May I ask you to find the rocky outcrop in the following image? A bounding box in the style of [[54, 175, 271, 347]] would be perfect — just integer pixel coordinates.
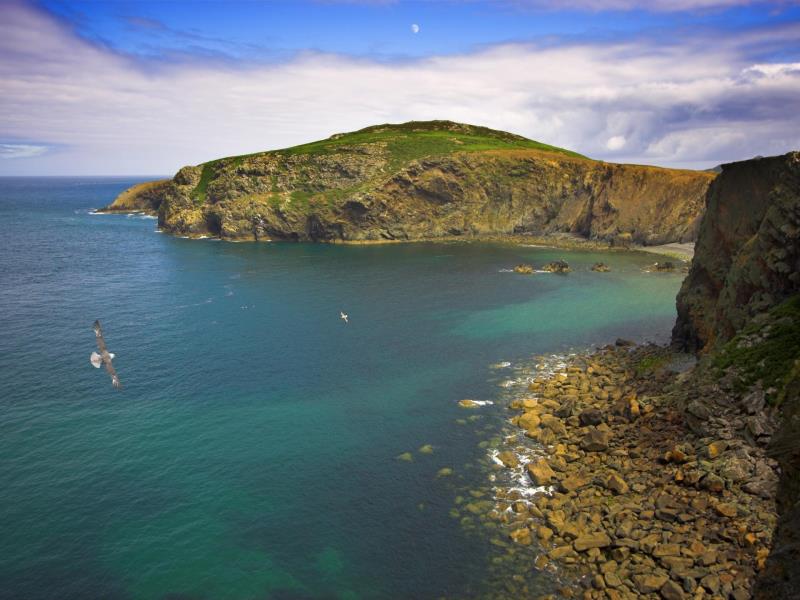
[[673, 152, 800, 353], [104, 121, 714, 245], [99, 179, 171, 214]]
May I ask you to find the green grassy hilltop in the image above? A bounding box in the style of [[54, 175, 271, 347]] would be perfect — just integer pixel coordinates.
[[104, 120, 713, 244]]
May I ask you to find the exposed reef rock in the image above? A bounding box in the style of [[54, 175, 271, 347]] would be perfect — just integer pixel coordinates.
[[104, 121, 714, 245], [673, 152, 800, 353], [542, 260, 571, 273], [513, 264, 535, 274]]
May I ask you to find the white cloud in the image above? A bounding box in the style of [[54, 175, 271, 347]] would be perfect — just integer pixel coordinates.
[[606, 136, 626, 151], [0, 143, 48, 159], [0, 1, 798, 174], [507, 0, 785, 11]]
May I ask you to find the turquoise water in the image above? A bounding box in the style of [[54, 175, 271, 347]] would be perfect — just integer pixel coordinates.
[[0, 178, 685, 599]]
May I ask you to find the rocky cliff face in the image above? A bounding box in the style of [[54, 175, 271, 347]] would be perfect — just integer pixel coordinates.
[[671, 152, 800, 599], [673, 152, 800, 352], [104, 121, 714, 245]]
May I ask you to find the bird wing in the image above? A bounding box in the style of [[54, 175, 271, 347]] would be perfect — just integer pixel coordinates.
[[104, 357, 121, 389], [94, 320, 121, 389], [94, 320, 109, 354]]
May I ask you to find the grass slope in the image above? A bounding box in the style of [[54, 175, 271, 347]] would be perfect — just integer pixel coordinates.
[[191, 120, 586, 204]]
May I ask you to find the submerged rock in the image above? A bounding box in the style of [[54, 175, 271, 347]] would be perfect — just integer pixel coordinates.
[[497, 451, 519, 469], [591, 262, 610, 272]]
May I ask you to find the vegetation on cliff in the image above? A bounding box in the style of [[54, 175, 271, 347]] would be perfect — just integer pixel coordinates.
[[104, 120, 714, 245]]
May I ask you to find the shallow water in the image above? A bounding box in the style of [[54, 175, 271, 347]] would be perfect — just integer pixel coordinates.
[[0, 177, 685, 599]]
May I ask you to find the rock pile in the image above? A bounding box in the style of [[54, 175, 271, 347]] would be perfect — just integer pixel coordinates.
[[490, 345, 778, 599]]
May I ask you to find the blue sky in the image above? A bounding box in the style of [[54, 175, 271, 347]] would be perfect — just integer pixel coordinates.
[[44, 1, 799, 61], [1, 0, 798, 174]]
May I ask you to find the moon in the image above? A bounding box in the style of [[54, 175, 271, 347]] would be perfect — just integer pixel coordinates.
[[411, 23, 420, 34]]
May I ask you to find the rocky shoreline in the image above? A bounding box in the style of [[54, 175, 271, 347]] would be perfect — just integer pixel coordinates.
[[91, 211, 695, 260], [477, 342, 779, 600]]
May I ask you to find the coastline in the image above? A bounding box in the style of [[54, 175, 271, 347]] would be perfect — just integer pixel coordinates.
[[92, 211, 694, 260], [472, 343, 778, 599]]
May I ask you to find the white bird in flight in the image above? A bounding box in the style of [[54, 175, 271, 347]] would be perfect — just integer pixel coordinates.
[[340, 311, 349, 324], [91, 320, 121, 389]]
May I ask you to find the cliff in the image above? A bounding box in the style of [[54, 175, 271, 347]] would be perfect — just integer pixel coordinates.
[[671, 152, 800, 599], [673, 152, 800, 352], [103, 121, 714, 245]]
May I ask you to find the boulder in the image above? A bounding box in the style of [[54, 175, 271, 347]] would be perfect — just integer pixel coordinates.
[[714, 502, 738, 517], [579, 408, 603, 426], [574, 533, 611, 551], [540, 414, 567, 436], [518, 411, 541, 430], [592, 262, 611, 272], [687, 400, 711, 420], [604, 472, 629, 495], [580, 427, 610, 452], [555, 398, 578, 418], [559, 475, 591, 493], [741, 389, 766, 414], [527, 459, 556, 486], [635, 573, 670, 593], [660, 579, 686, 600], [497, 451, 519, 469], [700, 473, 725, 493]]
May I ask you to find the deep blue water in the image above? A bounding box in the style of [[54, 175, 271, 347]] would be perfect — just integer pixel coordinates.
[[0, 177, 685, 599]]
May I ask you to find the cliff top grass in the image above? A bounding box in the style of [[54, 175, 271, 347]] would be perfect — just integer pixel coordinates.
[[190, 121, 587, 204], [204, 120, 586, 168]]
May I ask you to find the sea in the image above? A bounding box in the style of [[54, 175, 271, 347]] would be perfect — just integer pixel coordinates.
[[0, 177, 685, 599]]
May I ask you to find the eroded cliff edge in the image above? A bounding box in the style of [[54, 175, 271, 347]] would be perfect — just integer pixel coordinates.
[[103, 121, 714, 245], [672, 151, 800, 598]]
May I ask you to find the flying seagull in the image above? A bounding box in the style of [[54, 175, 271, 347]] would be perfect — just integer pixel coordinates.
[[340, 311, 349, 324], [91, 320, 121, 389]]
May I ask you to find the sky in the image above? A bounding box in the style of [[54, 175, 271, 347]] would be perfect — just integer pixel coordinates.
[[0, 0, 798, 175]]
